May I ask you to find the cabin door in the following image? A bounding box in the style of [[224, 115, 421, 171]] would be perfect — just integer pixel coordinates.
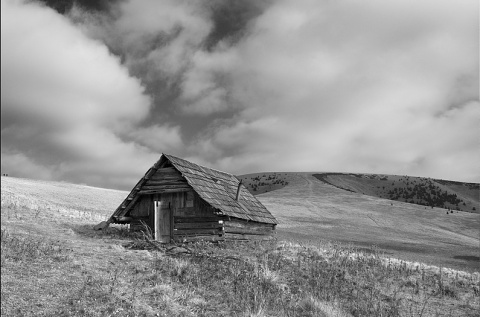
[[154, 200, 172, 243]]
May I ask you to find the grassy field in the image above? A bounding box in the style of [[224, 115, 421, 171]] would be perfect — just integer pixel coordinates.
[[256, 173, 480, 272], [239, 172, 479, 213], [1, 175, 479, 316], [1, 176, 126, 221], [312, 173, 479, 213]]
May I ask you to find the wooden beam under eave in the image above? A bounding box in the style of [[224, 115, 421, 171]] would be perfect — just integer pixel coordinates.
[[138, 188, 191, 195]]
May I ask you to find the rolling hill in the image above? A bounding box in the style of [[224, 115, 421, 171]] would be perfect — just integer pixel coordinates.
[[1, 176, 125, 221], [247, 173, 480, 271], [313, 173, 479, 213], [3, 174, 479, 271], [239, 172, 479, 213]]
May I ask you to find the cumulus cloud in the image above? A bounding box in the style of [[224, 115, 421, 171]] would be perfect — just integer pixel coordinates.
[[68, 0, 213, 106], [68, 0, 268, 116], [185, 0, 479, 182], [1, 0, 182, 189]]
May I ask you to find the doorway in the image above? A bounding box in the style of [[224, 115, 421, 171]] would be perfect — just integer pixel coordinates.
[[154, 200, 172, 243]]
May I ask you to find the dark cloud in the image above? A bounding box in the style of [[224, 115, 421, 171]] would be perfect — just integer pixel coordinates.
[[2, 0, 478, 190], [37, 0, 119, 14], [1, 0, 177, 189], [204, 0, 271, 49]]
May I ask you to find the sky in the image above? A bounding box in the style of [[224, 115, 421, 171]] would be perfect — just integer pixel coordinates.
[[1, 0, 479, 190]]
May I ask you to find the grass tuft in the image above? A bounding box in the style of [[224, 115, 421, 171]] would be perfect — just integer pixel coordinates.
[[1, 229, 68, 264]]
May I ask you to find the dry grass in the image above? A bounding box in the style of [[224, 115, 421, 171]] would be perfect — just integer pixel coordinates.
[[1, 176, 126, 222], [2, 225, 479, 316], [312, 173, 479, 213], [1, 175, 479, 316], [258, 173, 480, 272]]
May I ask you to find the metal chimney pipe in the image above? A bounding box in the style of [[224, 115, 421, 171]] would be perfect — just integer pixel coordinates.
[[235, 180, 243, 201]]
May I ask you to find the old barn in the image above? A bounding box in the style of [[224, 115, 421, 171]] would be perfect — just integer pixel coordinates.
[[109, 154, 277, 242]]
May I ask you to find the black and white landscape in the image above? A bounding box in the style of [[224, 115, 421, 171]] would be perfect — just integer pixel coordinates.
[[1, 1, 479, 316]]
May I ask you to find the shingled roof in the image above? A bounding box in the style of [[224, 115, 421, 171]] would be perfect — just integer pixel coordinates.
[[110, 154, 278, 225]]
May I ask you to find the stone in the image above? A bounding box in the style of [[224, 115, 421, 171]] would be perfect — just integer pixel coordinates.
[[93, 221, 109, 230]]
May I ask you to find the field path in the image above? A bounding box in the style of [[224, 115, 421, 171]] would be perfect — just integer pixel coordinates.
[[258, 173, 480, 271]]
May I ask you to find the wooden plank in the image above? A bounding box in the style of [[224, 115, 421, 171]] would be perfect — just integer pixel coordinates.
[[224, 220, 275, 230], [160, 204, 172, 243], [174, 206, 197, 217], [141, 184, 190, 189], [139, 188, 191, 195], [174, 216, 222, 223], [144, 180, 188, 186], [174, 206, 196, 214], [146, 177, 186, 182], [141, 185, 191, 191], [224, 233, 276, 241], [174, 228, 223, 235], [154, 201, 160, 241], [130, 217, 150, 231], [157, 159, 169, 169], [173, 228, 223, 236], [150, 172, 183, 179], [155, 167, 177, 173], [175, 222, 223, 229], [129, 195, 152, 217], [145, 167, 157, 179], [149, 176, 185, 183], [173, 235, 225, 243], [131, 216, 150, 221], [121, 194, 140, 212], [224, 227, 272, 235]]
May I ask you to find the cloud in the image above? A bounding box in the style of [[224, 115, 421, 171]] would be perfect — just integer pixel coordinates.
[[185, 0, 479, 182], [2, 0, 478, 189], [69, 0, 212, 84], [1, 0, 182, 189], [1, 150, 55, 180], [129, 125, 183, 153], [68, 0, 266, 116]]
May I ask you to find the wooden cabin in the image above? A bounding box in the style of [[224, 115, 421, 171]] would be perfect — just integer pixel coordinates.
[[109, 154, 278, 243]]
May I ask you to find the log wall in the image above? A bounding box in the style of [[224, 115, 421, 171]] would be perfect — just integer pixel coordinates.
[[130, 217, 151, 232], [223, 219, 276, 241], [138, 167, 191, 195], [172, 192, 225, 242], [127, 167, 276, 242], [130, 195, 153, 218]]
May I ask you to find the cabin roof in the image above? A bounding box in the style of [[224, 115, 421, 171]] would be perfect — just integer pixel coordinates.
[[110, 153, 278, 225]]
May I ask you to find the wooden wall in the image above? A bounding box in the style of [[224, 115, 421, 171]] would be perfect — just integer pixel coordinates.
[[223, 218, 276, 241], [129, 195, 152, 232], [172, 191, 224, 242], [128, 166, 276, 242], [138, 167, 190, 195]]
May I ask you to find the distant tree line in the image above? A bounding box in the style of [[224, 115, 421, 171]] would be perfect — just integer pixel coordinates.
[[242, 173, 289, 193]]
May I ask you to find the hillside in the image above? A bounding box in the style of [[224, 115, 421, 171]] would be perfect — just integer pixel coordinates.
[[238, 172, 479, 214], [254, 173, 480, 272], [312, 173, 479, 213], [239, 172, 291, 195], [1, 176, 126, 221], [1, 175, 480, 316]]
